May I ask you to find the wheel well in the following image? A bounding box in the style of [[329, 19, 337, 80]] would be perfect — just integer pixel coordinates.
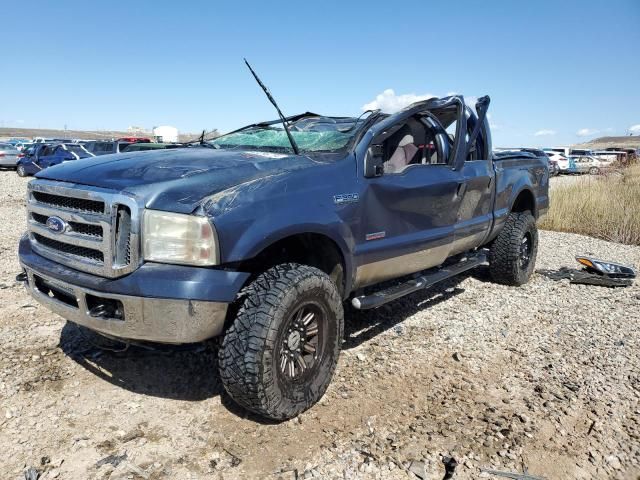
[[239, 233, 346, 296], [511, 189, 536, 217]]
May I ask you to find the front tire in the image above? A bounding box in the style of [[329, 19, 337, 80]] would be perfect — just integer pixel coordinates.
[[17, 165, 27, 177], [219, 263, 343, 420], [589, 167, 599, 175], [489, 211, 538, 286]]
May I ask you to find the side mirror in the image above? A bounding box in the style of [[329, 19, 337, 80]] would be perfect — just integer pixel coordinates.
[[364, 144, 384, 178]]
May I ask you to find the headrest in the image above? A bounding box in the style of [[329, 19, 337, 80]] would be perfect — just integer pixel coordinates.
[[398, 134, 414, 147]]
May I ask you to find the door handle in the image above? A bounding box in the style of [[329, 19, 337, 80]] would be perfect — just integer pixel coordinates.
[[456, 182, 467, 197]]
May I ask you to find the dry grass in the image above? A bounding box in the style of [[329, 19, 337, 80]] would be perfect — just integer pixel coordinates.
[[540, 166, 640, 245]]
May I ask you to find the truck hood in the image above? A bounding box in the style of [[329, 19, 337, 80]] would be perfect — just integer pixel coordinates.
[[36, 148, 323, 213]]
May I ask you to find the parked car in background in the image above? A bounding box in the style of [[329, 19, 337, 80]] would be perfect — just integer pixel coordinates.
[[17, 144, 51, 176], [17, 143, 93, 176], [593, 150, 625, 163], [15, 142, 34, 151], [544, 150, 569, 173], [6, 138, 30, 150], [0, 143, 21, 169], [120, 142, 184, 152], [565, 155, 608, 174], [584, 155, 614, 174], [116, 137, 151, 143], [38, 143, 95, 169], [84, 140, 132, 156], [33, 137, 73, 144]]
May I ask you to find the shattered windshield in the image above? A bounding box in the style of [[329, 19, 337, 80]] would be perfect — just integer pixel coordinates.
[[208, 117, 365, 154]]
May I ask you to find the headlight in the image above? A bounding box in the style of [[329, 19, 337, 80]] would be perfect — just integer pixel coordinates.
[[142, 210, 219, 266]]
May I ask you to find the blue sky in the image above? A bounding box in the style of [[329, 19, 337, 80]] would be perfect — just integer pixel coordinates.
[[2, 0, 639, 147]]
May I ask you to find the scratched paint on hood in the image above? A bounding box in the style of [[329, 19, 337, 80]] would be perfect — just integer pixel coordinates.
[[35, 147, 328, 214]]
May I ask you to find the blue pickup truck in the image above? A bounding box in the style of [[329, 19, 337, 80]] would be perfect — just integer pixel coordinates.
[[17, 143, 94, 177], [18, 95, 548, 420]]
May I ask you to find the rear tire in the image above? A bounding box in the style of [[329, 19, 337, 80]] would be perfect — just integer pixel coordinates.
[[489, 211, 538, 286], [17, 165, 27, 177], [589, 167, 599, 175], [218, 263, 343, 420]]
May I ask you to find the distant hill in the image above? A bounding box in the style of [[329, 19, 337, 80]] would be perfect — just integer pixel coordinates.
[[574, 136, 640, 150], [0, 127, 201, 143]]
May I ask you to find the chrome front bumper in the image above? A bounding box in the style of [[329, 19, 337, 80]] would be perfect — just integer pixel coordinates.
[[21, 266, 229, 344]]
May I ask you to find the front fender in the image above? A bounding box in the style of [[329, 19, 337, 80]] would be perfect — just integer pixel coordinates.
[[224, 213, 356, 294]]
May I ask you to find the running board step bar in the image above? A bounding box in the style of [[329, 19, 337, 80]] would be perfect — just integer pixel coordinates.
[[351, 251, 488, 310]]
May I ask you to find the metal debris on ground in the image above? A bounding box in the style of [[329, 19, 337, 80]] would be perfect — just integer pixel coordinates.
[[537, 267, 634, 287], [442, 456, 458, 479], [480, 467, 545, 480], [538, 255, 636, 287], [95, 452, 128, 468], [224, 448, 242, 467], [23, 467, 40, 480]]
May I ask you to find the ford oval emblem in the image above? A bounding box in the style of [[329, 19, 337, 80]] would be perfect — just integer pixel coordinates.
[[45, 216, 67, 234]]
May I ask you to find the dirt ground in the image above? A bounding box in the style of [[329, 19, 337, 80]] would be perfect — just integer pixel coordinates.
[[0, 171, 638, 479]]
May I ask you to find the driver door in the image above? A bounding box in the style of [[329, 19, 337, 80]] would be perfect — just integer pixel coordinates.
[[353, 104, 467, 288]]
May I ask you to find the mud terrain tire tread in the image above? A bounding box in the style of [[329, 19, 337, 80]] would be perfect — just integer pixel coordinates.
[[218, 263, 343, 420], [489, 211, 538, 286]]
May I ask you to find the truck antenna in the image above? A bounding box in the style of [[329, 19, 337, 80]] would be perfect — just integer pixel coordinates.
[[243, 58, 300, 155]]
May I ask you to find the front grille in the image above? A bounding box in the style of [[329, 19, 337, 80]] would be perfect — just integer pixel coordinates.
[[114, 206, 131, 267], [69, 222, 103, 238], [34, 234, 104, 262], [27, 181, 139, 278], [32, 213, 103, 238], [31, 212, 49, 225], [32, 191, 105, 214]]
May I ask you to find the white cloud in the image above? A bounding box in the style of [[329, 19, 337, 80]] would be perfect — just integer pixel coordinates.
[[362, 89, 435, 113], [534, 129, 556, 137], [576, 128, 599, 137], [629, 124, 640, 134], [362, 89, 489, 115]]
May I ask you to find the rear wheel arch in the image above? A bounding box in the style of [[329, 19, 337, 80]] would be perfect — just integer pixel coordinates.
[[510, 188, 536, 218]]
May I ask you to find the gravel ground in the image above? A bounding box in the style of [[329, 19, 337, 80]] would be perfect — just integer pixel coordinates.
[[0, 170, 638, 480]]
